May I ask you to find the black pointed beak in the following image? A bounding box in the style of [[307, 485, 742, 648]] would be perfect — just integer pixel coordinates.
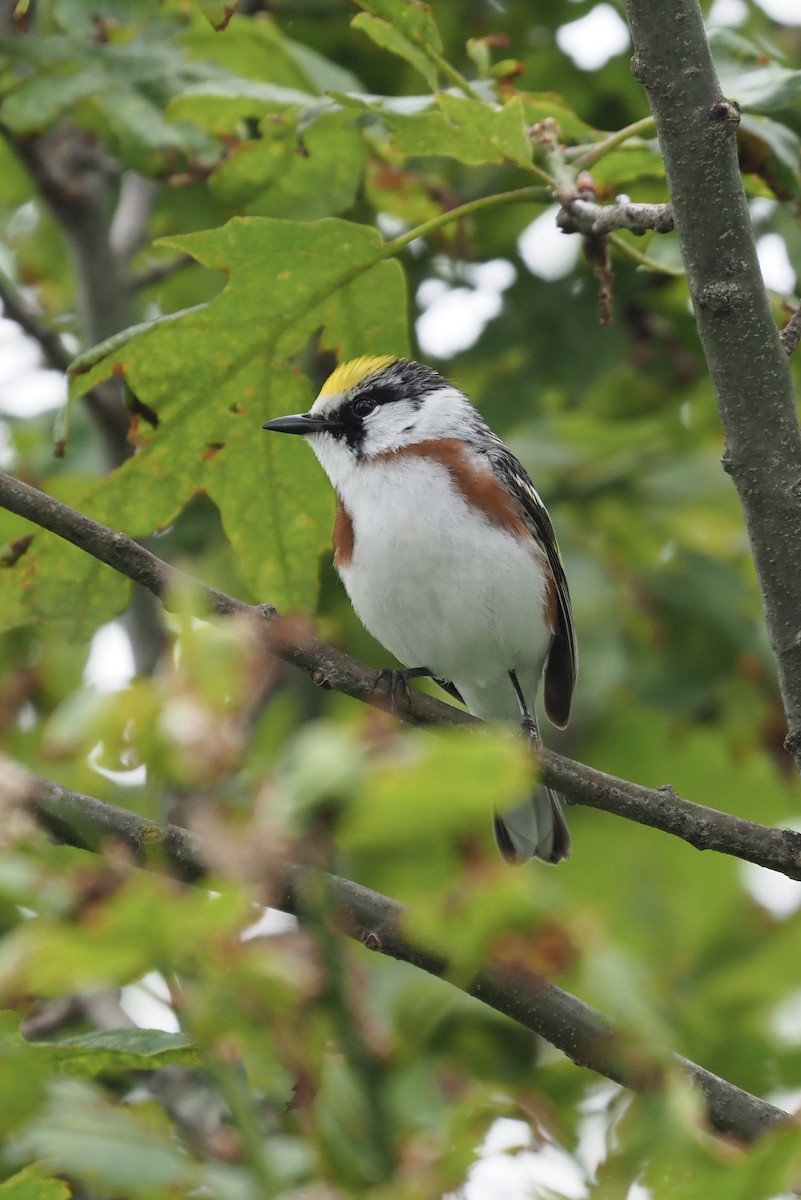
[[261, 413, 333, 436]]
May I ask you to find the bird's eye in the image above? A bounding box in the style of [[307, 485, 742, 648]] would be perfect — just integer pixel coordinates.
[[352, 397, 377, 418]]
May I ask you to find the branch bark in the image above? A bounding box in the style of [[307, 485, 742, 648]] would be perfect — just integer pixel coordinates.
[[19, 768, 788, 1145], [623, 0, 801, 772], [780, 305, 801, 359], [2, 122, 165, 675], [556, 191, 674, 237], [0, 269, 76, 375], [3, 470, 801, 880]]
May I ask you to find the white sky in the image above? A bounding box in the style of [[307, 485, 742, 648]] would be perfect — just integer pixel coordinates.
[[752, 0, 801, 22], [557, 5, 630, 71]]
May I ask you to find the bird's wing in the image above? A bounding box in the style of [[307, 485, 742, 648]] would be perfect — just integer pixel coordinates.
[[485, 440, 576, 728]]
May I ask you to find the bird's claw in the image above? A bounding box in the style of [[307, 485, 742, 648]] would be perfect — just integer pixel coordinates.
[[375, 668, 412, 714], [374, 667, 431, 715], [521, 715, 539, 743]]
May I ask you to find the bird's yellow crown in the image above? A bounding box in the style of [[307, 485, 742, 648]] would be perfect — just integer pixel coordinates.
[[319, 355, 398, 397]]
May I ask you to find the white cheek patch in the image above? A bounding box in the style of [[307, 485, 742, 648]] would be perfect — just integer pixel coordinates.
[[358, 388, 475, 456]]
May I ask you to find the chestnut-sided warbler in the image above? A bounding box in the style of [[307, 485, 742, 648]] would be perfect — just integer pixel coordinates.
[[263, 356, 576, 863]]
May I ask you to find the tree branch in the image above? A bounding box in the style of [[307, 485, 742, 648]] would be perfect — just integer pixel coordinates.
[[0, 268, 75, 375], [3, 470, 801, 880], [1, 122, 166, 674], [17, 767, 788, 1145], [780, 304, 801, 359], [556, 190, 674, 238], [129, 254, 194, 293], [623, 0, 801, 773]]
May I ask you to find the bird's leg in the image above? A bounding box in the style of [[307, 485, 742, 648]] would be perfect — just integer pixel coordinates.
[[374, 666, 434, 714], [509, 670, 539, 742]]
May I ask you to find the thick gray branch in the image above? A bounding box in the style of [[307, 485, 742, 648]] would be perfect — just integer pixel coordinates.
[[19, 769, 787, 1145], [3, 470, 801, 880], [623, 0, 801, 771], [556, 191, 674, 237]]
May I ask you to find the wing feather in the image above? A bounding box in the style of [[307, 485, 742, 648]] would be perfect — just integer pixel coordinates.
[[484, 440, 577, 727]]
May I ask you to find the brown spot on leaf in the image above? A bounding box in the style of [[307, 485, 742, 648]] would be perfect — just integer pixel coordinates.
[[203, 442, 225, 461], [111, 362, 126, 378], [209, 3, 236, 31], [0, 535, 34, 568]]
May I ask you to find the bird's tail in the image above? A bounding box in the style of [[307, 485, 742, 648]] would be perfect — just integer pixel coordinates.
[[493, 787, 571, 865]]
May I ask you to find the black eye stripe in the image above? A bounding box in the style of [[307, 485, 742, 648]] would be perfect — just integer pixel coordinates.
[[349, 385, 398, 417]]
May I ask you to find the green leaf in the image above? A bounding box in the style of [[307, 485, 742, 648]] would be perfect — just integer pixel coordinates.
[[0, 1014, 48, 1137], [354, 0, 443, 53], [0, 524, 130, 642], [41, 217, 405, 624], [209, 113, 365, 218], [17, 1079, 194, 1195], [518, 92, 593, 143], [361, 93, 532, 167], [737, 112, 801, 201], [709, 28, 801, 113], [167, 79, 321, 133], [590, 143, 666, 193], [1, 68, 105, 132], [341, 728, 530, 852], [182, 10, 363, 95], [352, 12, 438, 89], [0, 1167, 71, 1200], [3, 875, 251, 997], [0, 32, 222, 174], [199, 0, 237, 32], [39, 1028, 197, 1076]]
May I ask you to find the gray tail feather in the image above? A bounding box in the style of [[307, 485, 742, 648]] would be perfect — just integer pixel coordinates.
[[493, 788, 571, 865]]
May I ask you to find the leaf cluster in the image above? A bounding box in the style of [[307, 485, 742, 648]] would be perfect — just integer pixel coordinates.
[[0, 0, 800, 1196]]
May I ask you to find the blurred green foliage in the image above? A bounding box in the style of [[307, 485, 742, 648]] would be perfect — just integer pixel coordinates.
[[0, 0, 800, 1195]]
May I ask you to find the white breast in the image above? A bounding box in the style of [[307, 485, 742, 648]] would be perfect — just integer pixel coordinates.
[[335, 455, 551, 719]]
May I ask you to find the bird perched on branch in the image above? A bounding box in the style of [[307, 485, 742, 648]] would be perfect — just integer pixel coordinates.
[[262, 356, 576, 864]]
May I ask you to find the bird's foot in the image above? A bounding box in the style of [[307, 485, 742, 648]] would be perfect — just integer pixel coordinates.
[[374, 666, 433, 715], [520, 714, 539, 743], [508, 670, 540, 744]]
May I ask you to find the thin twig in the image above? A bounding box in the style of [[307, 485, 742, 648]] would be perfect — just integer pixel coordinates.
[[0, 270, 74, 374], [2, 470, 801, 879], [19, 768, 790, 1145], [780, 304, 801, 358], [570, 116, 656, 170], [607, 230, 684, 277], [129, 255, 194, 293]]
